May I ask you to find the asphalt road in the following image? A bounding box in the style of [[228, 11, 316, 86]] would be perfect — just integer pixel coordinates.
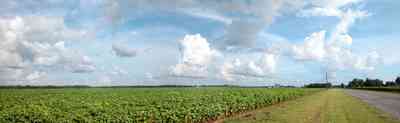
[[345, 89, 400, 120]]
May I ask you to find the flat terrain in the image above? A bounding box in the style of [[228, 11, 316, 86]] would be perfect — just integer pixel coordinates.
[[0, 87, 320, 122], [222, 89, 400, 123], [345, 89, 400, 120]]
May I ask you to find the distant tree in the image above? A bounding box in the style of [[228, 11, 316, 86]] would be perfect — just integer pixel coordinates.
[[385, 81, 396, 87], [364, 78, 383, 87], [396, 77, 400, 85], [340, 83, 345, 88], [305, 83, 332, 88], [348, 78, 364, 88], [375, 79, 384, 87], [364, 78, 372, 86]]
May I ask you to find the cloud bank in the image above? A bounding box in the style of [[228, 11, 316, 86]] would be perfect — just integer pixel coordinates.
[[0, 16, 94, 83], [112, 43, 138, 57], [170, 34, 219, 78], [0, 0, 394, 85], [106, 0, 305, 49]]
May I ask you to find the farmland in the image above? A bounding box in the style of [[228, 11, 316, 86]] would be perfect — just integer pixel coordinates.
[[223, 89, 400, 123], [0, 87, 321, 122]]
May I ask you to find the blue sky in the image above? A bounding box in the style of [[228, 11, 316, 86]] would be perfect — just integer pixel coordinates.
[[0, 0, 399, 86]]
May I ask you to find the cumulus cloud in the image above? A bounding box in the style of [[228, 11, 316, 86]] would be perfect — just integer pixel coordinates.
[[112, 43, 138, 57], [291, 30, 379, 73], [183, 9, 232, 25], [67, 55, 96, 73], [170, 34, 219, 78], [220, 53, 277, 81], [292, 1, 378, 75], [292, 31, 327, 61], [145, 72, 153, 80], [0, 0, 71, 16], [329, 10, 368, 45], [299, 0, 362, 17], [112, 42, 151, 58], [222, 20, 265, 48], [338, 50, 381, 71], [0, 0, 387, 85], [110, 65, 128, 76], [97, 75, 112, 86], [0, 16, 95, 83], [25, 71, 47, 81], [106, 0, 305, 49]]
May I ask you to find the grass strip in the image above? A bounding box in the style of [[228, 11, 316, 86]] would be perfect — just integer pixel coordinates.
[[223, 89, 400, 123]]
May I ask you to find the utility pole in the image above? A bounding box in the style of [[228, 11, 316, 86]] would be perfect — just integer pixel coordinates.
[[325, 72, 329, 83]]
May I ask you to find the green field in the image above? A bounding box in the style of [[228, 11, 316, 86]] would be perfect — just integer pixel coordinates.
[[0, 87, 320, 122], [223, 89, 400, 123]]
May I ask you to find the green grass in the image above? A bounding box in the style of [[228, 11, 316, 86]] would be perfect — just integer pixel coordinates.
[[0, 87, 320, 122], [223, 89, 400, 123]]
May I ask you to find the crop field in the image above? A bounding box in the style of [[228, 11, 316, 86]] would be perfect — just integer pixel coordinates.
[[0, 87, 320, 122]]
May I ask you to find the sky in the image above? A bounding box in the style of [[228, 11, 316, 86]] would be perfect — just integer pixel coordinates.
[[0, 0, 399, 86]]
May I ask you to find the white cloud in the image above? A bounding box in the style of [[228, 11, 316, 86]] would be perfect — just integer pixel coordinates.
[[145, 72, 153, 80], [326, 49, 381, 71], [352, 51, 381, 71], [97, 75, 112, 86], [292, 16, 380, 72], [179, 34, 217, 65], [220, 59, 239, 81], [261, 54, 277, 73], [183, 9, 232, 25], [67, 55, 96, 73], [299, 7, 343, 17], [107, 0, 305, 48], [292, 2, 378, 74], [0, 0, 389, 85], [292, 31, 327, 61], [291, 30, 379, 72], [17, 41, 63, 66], [112, 43, 138, 57], [0, 16, 95, 83], [366, 51, 381, 67], [328, 10, 368, 44], [112, 42, 151, 58], [170, 63, 208, 78], [170, 34, 219, 78], [110, 65, 128, 76], [299, 0, 363, 17], [25, 71, 47, 81], [311, 0, 362, 9], [220, 53, 278, 81]]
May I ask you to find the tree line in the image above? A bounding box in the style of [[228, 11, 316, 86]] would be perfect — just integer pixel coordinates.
[[304, 83, 332, 88], [348, 77, 400, 88]]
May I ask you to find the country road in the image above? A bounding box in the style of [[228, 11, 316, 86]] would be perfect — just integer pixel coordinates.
[[345, 89, 400, 120]]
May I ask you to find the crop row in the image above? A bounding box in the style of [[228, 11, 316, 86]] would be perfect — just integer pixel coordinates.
[[0, 87, 322, 122]]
